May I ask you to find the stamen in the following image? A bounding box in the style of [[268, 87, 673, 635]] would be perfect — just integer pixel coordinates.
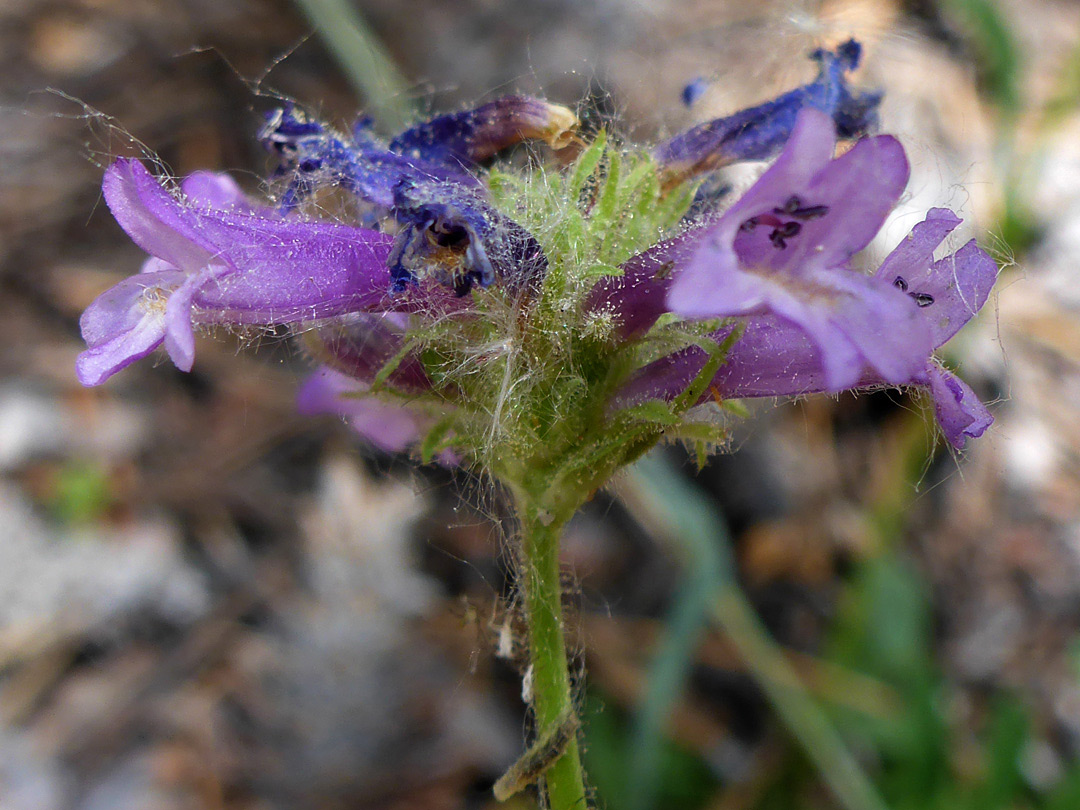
[[894, 276, 934, 307], [769, 220, 802, 249], [790, 204, 829, 220], [773, 196, 829, 220], [774, 195, 802, 215]]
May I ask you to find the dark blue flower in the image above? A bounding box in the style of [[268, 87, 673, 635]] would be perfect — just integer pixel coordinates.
[[389, 95, 578, 169], [654, 39, 881, 184], [388, 178, 547, 296], [260, 100, 561, 295]]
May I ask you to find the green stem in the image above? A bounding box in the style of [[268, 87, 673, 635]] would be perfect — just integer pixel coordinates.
[[518, 498, 588, 809]]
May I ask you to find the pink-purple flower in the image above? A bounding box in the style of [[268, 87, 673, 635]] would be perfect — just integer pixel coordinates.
[[608, 112, 997, 448], [76, 159, 395, 386]]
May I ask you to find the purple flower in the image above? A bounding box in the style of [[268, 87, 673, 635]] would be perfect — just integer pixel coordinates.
[[297, 367, 426, 454], [76, 159, 395, 385], [620, 208, 998, 448], [78, 62, 997, 455], [298, 367, 458, 464], [655, 40, 880, 184], [667, 109, 930, 390], [596, 110, 929, 388]]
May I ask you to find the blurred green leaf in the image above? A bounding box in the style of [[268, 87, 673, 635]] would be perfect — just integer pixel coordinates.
[[292, 0, 416, 131], [941, 0, 1022, 117], [583, 692, 717, 810], [48, 460, 114, 525]]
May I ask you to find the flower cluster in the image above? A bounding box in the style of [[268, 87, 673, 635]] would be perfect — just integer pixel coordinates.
[[77, 39, 996, 464]]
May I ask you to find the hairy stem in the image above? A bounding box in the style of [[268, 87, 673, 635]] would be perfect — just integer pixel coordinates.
[[518, 497, 588, 809]]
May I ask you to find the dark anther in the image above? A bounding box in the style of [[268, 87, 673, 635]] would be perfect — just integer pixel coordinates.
[[775, 195, 802, 215], [911, 292, 935, 307], [769, 220, 802, 249], [773, 196, 829, 220], [789, 204, 829, 220], [740, 216, 760, 232], [894, 276, 937, 306]]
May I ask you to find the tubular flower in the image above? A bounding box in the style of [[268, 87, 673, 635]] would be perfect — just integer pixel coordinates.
[[667, 109, 929, 390], [593, 109, 933, 388], [654, 39, 880, 184], [593, 106, 996, 447], [76, 159, 395, 386], [620, 206, 997, 448]]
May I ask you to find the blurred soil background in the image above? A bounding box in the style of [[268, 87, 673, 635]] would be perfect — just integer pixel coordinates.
[[2, 0, 1080, 808]]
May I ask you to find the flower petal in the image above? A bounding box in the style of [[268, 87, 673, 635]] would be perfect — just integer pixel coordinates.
[[921, 362, 993, 449], [163, 264, 231, 372], [732, 134, 909, 274], [188, 213, 397, 322], [75, 270, 184, 385], [665, 109, 838, 319], [297, 368, 422, 453], [180, 171, 266, 215], [874, 208, 961, 282], [875, 213, 999, 347], [810, 269, 931, 385], [102, 159, 215, 271]]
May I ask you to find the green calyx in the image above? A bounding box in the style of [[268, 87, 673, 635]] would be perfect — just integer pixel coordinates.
[[372, 133, 738, 490]]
